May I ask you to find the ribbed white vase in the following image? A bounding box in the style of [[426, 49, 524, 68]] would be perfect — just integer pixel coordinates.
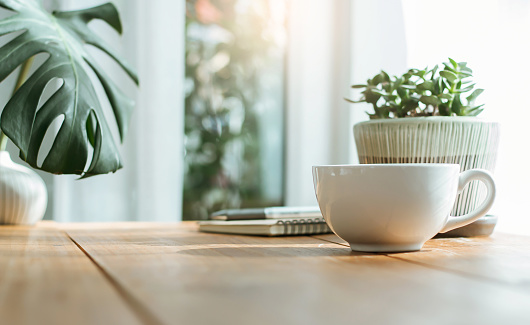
[[0, 151, 47, 225], [353, 117, 500, 217]]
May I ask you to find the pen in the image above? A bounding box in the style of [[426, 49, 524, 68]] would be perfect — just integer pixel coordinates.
[[210, 206, 322, 221]]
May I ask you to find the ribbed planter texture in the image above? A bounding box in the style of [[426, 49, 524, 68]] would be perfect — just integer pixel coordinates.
[[353, 117, 500, 218], [0, 151, 47, 225]]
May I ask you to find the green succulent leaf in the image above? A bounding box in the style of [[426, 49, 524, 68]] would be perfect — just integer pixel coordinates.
[[380, 70, 390, 82], [449, 58, 458, 69], [468, 109, 484, 116], [438, 103, 450, 116], [442, 62, 456, 73], [371, 73, 384, 85], [396, 87, 406, 98], [346, 57, 484, 118], [363, 88, 381, 104], [451, 94, 463, 115], [429, 65, 439, 80], [0, 0, 138, 177], [417, 81, 434, 91], [467, 104, 484, 116], [351, 84, 367, 89], [467, 104, 485, 112], [440, 70, 458, 83], [344, 98, 365, 104], [438, 93, 453, 100], [466, 89, 484, 104], [370, 89, 387, 96], [456, 84, 476, 93], [420, 95, 441, 106]]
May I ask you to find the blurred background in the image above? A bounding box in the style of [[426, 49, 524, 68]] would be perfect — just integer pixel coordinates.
[[0, 0, 529, 234]]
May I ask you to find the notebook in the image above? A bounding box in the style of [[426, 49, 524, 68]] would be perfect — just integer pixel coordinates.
[[198, 218, 331, 236]]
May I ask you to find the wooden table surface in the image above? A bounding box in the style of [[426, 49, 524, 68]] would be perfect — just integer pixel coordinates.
[[1, 222, 530, 325]]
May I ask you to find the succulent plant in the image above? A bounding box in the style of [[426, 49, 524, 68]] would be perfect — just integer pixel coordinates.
[[347, 58, 484, 119]]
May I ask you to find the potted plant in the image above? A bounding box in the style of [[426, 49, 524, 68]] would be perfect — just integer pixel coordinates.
[[0, 0, 138, 224], [348, 58, 499, 233]]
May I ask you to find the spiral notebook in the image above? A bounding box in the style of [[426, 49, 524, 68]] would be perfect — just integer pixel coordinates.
[[198, 218, 331, 236]]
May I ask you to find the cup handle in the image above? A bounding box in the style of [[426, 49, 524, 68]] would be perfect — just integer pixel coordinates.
[[439, 169, 496, 233]]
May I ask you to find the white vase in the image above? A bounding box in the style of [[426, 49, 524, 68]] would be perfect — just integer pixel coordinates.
[[0, 151, 47, 225], [353, 117, 500, 217]]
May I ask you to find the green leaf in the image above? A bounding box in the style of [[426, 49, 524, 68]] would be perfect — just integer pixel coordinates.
[[443, 62, 456, 73], [380, 70, 390, 82], [396, 87, 406, 98], [0, 1, 138, 176], [467, 104, 485, 113], [438, 93, 453, 100], [442, 79, 451, 90], [420, 95, 441, 106], [351, 84, 367, 89], [363, 88, 381, 104], [344, 98, 365, 104], [455, 84, 476, 93], [433, 77, 441, 93], [440, 70, 458, 83], [400, 84, 416, 90], [383, 94, 398, 102], [467, 105, 484, 116], [438, 103, 450, 116], [449, 58, 458, 69], [451, 94, 463, 115], [468, 109, 484, 116], [429, 65, 439, 80], [372, 73, 384, 85], [466, 89, 484, 104], [371, 89, 388, 96], [417, 81, 434, 91]]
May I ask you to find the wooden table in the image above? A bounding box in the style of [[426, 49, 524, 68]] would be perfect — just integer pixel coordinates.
[[1, 222, 530, 325]]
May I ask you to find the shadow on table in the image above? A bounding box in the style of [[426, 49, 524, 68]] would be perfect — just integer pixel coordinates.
[[175, 245, 379, 258]]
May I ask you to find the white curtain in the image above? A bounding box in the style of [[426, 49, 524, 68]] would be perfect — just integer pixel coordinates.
[[284, 0, 409, 207], [50, 0, 185, 222]]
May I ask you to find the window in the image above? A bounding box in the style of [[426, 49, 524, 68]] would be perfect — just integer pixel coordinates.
[[183, 0, 286, 220]]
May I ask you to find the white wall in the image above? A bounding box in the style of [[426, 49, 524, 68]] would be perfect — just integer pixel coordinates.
[[285, 0, 353, 206]]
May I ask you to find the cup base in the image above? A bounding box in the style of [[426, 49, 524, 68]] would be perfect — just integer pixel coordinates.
[[349, 243, 423, 253]]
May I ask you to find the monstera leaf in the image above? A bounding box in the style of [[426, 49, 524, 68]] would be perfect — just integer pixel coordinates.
[[0, 0, 138, 176]]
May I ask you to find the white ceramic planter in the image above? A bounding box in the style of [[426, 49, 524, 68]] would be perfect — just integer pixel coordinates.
[[353, 117, 500, 217], [0, 152, 47, 225]]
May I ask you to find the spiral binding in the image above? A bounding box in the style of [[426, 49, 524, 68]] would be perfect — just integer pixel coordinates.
[[277, 218, 330, 235]]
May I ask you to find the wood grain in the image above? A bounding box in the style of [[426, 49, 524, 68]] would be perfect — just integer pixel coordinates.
[[63, 222, 530, 325], [314, 232, 530, 291], [0, 222, 142, 325]]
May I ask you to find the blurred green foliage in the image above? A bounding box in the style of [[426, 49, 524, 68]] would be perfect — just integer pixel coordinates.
[[184, 0, 285, 220]]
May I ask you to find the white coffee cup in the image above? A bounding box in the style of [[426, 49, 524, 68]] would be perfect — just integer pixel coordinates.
[[312, 164, 496, 252]]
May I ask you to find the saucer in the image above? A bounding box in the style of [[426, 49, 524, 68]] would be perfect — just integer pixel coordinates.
[[435, 215, 498, 238]]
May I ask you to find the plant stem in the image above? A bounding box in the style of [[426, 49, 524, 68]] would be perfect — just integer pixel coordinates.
[[0, 57, 35, 151]]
